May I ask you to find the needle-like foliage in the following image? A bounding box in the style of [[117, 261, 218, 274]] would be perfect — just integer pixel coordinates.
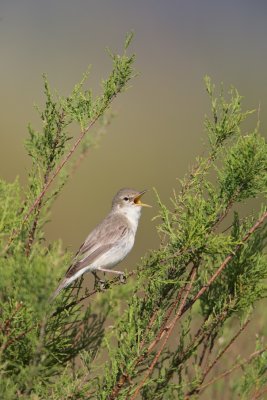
[[0, 40, 266, 399]]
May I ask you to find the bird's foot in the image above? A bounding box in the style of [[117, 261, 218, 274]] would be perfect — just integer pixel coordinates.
[[93, 272, 107, 291], [119, 273, 126, 284], [99, 279, 108, 290], [94, 278, 107, 291]]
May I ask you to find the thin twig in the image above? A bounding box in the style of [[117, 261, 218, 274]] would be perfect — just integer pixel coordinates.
[[213, 196, 236, 231], [198, 347, 267, 393], [0, 302, 23, 334], [203, 319, 250, 380], [25, 171, 49, 257], [51, 271, 136, 318], [186, 319, 250, 397], [180, 151, 215, 198], [25, 112, 65, 256], [198, 331, 213, 368], [146, 280, 186, 354], [1, 325, 36, 352], [252, 385, 267, 400], [70, 113, 113, 176], [138, 309, 159, 352], [157, 309, 232, 393], [0, 302, 35, 354], [183, 209, 267, 314]]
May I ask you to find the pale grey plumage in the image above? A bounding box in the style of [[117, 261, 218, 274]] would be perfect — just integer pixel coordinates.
[[51, 188, 149, 299]]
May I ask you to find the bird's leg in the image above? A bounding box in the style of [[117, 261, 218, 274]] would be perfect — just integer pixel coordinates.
[[92, 271, 98, 289], [92, 271, 106, 290], [97, 268, 126, 284]]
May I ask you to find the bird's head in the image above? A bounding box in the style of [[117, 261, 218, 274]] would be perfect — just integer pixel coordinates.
[[112, 188, 151, 214]]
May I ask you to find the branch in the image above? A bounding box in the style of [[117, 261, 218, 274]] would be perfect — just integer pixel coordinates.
[[198, 346, 267, 393], [129, 264, 197, 400], [4, 64, 130, 255], [212, 194, 236, 231], [0, 302, 32, 354], [1, 325, 36, 353], [108, 209, 267, 400], [51, 271, 136, 318], [25, 111, 66, 256], [108, 268, 194, 400], [180, 151, 215, 198], [146, 278, 188, 355], [4, 113, 103, 254], [252, 386, 267, 400], [154, 307, 235, 394], [183, 209, 267, 314], [70, 113, 113, 176], [186, 319, 250, 397], [107, 307, 160, 400], [203, 319, 250, 381]]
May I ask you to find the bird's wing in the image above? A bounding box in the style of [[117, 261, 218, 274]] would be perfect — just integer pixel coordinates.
[[65, 214, 129, 278]]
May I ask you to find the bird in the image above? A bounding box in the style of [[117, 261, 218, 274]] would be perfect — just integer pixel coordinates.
[[51, 188, 150, 299]]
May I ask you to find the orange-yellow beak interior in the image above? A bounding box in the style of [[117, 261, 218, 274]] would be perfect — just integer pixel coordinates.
[[134, 191, 152, 207]]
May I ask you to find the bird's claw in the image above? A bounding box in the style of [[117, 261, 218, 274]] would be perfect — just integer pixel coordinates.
[[120, 273, 126, 284], [94, 279, 107, 291], [99, 280, 107, 290]]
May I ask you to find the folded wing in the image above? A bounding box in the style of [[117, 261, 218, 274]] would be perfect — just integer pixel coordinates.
[[51, 213, 129, 299]]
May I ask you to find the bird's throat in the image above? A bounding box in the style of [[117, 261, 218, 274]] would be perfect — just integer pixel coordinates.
[[121, 206, 141, 233]]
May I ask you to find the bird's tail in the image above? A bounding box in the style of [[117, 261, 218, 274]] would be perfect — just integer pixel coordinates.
[[50, 276, 73, 301]]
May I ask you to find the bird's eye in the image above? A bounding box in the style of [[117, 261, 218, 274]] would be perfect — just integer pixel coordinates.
[[123, 197, 129, 201]]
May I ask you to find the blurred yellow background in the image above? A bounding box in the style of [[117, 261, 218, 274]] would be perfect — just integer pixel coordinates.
[[0, 0, 266, 268]]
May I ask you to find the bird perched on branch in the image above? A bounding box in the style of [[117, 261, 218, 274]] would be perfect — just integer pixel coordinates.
[[51, 188, 150, 299]]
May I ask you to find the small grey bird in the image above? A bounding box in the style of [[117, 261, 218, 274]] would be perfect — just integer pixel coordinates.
[[51, 188, 150, 299]]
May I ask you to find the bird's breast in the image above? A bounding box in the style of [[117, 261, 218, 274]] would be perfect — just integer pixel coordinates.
[[122, 209, 141, 235], [119, 230, 135, 258], [100, 231, 135, 269]]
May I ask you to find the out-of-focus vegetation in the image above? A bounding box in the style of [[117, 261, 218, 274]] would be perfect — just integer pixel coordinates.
[[0, 36, 266, 399]]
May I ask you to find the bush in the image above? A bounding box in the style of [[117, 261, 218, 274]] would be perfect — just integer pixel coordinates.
[[0, 37, 266, 399]]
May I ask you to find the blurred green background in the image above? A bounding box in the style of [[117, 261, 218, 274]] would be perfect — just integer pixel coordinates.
[[1, 0, 267, 267]]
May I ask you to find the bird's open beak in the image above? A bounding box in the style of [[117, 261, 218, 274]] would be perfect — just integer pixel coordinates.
[[134, 190, 152, 207]]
